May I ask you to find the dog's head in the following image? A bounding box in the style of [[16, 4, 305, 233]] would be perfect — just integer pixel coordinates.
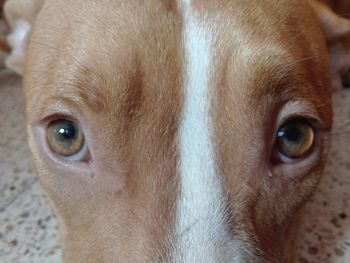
[[9, 0, 350, 261]]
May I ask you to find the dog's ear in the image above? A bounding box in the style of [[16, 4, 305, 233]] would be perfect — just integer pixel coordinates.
[[3, 0, 44, 74], [309, 0, 350, 90], [0, 0, 10, 53]]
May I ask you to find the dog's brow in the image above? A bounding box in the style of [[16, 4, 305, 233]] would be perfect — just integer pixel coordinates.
[[53, 66, 110, 114], [34, 81, 109, 115], [42, 95, 90, 115]]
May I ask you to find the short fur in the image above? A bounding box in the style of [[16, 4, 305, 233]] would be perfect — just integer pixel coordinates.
[[2, 0, 350, 262]]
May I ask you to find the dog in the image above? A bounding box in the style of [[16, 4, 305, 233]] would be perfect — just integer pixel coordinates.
[[2, 0, 350, 262]]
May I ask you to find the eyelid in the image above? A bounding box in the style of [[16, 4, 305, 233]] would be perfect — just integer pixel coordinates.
[[60, 139, 91, 162], [275, 100, 330, 134], [32, 95, 85, 122], [41, 113, 81, 127], [277, 101, 321, 125], [276, 151, 305, 164]]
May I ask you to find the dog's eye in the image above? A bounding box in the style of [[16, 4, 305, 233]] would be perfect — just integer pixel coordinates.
[[276, 119, 314, 159], [47, 119, 87, 160]]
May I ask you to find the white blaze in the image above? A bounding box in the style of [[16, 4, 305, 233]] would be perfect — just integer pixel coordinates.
[[177, 1, 240, 262]]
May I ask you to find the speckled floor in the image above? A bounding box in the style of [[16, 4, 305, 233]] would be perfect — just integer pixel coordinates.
[[0, 69, 349, 263], [0, 71, 61, 263]]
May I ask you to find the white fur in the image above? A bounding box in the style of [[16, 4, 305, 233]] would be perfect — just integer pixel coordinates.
[[6, 20, 31, 74], [176, 2, 242, 261]]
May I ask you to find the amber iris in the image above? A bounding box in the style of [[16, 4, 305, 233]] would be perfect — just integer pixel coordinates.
[[47, 120, 84, 157], [276, 119, 314, 159]]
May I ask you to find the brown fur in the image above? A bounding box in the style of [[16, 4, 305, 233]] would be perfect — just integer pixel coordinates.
[[209, 1, 332, 261], [2, 0, 349, 262], [25, 1, 183, 262]]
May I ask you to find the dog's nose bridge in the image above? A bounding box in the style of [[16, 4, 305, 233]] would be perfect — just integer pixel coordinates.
[[174, 1, 235, 261]]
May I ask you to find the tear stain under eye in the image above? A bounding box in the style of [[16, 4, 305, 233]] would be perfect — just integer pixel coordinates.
[[87, 171, 95, 180]]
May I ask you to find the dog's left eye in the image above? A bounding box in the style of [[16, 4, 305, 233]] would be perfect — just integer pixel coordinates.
[[276, 119, 314, 160], [47, 119, 88, 161]]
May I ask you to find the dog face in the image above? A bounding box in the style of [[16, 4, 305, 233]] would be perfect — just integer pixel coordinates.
[[14, 0, 349, 262]]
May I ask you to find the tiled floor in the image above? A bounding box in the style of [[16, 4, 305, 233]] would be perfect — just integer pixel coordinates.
[[0, 69, 349, 263]]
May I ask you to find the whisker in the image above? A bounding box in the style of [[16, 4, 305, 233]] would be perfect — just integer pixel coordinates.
[[284, 55, 319, 68], [276, 52, 350, 70], [329, 53, 350, 58], [282, 23, 322, 51], [331, 12, 350, 18]]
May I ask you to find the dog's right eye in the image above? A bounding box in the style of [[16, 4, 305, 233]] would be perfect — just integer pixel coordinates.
[[47, 119, 88, 161], [276, 119, 315, 160]]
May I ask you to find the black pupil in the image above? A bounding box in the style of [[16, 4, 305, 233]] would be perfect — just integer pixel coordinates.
[[56, 122, 76, 141], [278, 122, 302, 143]]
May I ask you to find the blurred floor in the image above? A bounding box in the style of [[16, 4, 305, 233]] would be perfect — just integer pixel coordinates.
[[0, 71, 61, 263], [0, 69, 349, 263]]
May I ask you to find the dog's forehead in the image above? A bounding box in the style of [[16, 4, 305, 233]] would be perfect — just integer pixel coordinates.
[[26, 0, 329, 116]]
